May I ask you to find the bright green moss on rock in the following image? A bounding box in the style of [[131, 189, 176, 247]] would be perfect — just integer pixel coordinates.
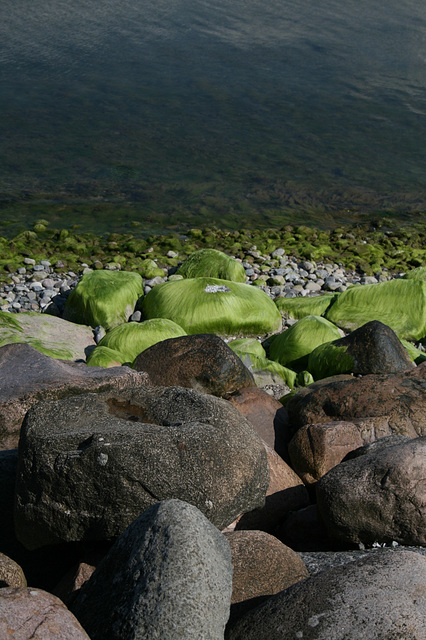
[[0, 310, 94, 360], [138, 259, 165, 279], [176, 249, 246, 283], [93, 318, 187, 365], [275, 293, 339, 320], [240, 352, 298, 389], [400, 339, 426, 364], [86, 346, 125, 367], [307, 343, 355, 381], [403, 266, 426, 281], [268, 315, 342, 371], [325, 278, 426, 341], [141, 277, 282, 337], [228, 338, 266, 359], [63, 270, 144, 330]]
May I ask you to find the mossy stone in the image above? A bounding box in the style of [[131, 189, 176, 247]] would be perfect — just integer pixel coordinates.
[[268, 315, 342, 371], [141, 277, 282, 337], [139, 259, 165, 279], [325, 279, 426, 341], [307, 343, 355, 381], [63, 270, 144, 330], [96, 318, 187, 364], [86, 346, 125, 367], [275, 293, 338, 320], [176, 249, 246, 283], [228, 338, 266, 359]]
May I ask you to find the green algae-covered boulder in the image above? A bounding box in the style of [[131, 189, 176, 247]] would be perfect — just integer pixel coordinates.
[[401, 339, 426, 365], [139, 258, 165, 279], [325, 279, 426, 341], [307, 342, 355, 381], [63, 270, 144, 330], [239, 352, 298, 389], [403, 266, 426, 281], [86, 346, 126, 367], [0, 310, 94, 361], [92, 318, 187, 365], [275, 293, 338, 320], [141, 277, 282, 337], [228, 338, 266, 359], [268, 315, 342, 371], [176, 249, 246, 283]]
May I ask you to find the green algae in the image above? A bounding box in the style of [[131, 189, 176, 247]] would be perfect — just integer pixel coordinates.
[[275, 293, 339, 320], [307, 343, 355, 381]]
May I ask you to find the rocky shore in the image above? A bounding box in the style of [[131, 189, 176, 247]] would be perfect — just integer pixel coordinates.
[[0, 223, 425, 639]]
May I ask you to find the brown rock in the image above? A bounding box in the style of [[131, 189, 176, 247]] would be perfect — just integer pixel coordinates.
[[0, 587, 90, 639], [288, 421, 364, 484], [0, 553, 26, 588], [132, 333, 255, 396], [224, 529, 309, 625], [53, 563, 96, 605], [227, 444, 310, 533], [287, 362, 426, 437], [0, 343, 149, 449], [225, 387, 291, 458]]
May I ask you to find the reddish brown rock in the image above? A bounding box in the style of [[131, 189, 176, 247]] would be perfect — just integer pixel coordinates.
[[226, 444, 310, 532], [0, 587, 90, 639], [53, 563, 96, 606], [288, 421, 364, 484], [286, 362, 426, 437], [0, 343, 150, 449], [0, 553, 26, 588], [224, 530, 308, 621], [132, 333, 255, 396], [225, 387, 291, 457]]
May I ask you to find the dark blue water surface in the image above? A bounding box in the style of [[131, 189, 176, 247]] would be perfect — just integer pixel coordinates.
[[1, 0, 426, 233]]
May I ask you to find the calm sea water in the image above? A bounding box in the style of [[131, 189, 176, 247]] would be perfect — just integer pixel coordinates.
[[1, 0, 426, 233]]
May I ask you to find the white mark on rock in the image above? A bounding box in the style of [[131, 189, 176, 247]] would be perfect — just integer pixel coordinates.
[[308, 613, 326, 628], [29, 590, 39, 596], [97, 453, 109, 466], [204, 284, 231, 293], [295, 632, 303, 639], [205, 499, 213, 510]]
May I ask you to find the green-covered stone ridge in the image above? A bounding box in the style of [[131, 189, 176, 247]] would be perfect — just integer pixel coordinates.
[[141, 277, 282, 337], [307, 342, 355, 381], [228, 338, 267, 359], [400, 339, 426, 364], [63, 270, 144, 330], [268, 315, 342, 371], [0, 217, 424, 284], [92, 318, 187, 366], [176, 249, 246, 282], [0, 310, 94, 360], [86, 346, 125, 367], [275, 293, 339, 320], [325, 279, 426, 341]]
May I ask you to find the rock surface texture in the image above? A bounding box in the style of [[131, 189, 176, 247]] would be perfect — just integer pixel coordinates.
[[226, 551, 426, 640], [0, 343, 149, 449], [71, 499, 233, 640], [287, 362, 426, 437], [15, 386, 269, 548], [316, 435, 426, 546], [0, 587, 90, 639], [133, 333, 255, 396]]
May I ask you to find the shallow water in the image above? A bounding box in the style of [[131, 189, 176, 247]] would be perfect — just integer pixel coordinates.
[[1, 0, 426, 233]]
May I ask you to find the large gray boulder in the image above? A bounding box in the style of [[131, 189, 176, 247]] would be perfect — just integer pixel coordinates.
[[316, 436, 426, 546], [15, 386, 269, 549], [226, 551, 426, 639], [0, 343, 149, 449], [70, 499, 233, 640]]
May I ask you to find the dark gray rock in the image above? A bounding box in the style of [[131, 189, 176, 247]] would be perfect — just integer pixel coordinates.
[[226, 551, 426, 639], [0, 343, 149, 449], [71, 499, 233, 640], [15, 386, 269, 549], [316, 436, 426, 546], [132, 333, 255, 397]]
